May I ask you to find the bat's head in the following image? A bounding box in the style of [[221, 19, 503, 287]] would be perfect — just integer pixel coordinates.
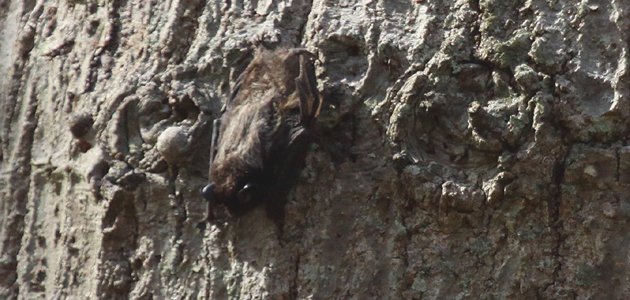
[[201, 177, 260, 213], [202, 48, 321, 215]]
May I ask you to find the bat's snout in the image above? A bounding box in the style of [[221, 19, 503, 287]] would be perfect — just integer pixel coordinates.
[[201, 183, 216, 203], [201, 181, 258, 206]]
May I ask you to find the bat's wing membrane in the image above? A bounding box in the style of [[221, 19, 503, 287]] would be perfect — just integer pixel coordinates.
[[295, 54, 322, 126]]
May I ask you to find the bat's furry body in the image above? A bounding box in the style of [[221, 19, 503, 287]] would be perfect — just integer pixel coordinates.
[[202, 48, 322, 218]]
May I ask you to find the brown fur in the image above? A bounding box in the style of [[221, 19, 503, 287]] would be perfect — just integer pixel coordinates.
[[206, 48, 322, 215]]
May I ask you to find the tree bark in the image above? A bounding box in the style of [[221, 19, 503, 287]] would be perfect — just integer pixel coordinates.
[[1, 0, 629, 299]]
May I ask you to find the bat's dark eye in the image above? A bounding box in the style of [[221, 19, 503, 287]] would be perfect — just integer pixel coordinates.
[[201, 183, 216, 202], [237, 183, 256, 204]]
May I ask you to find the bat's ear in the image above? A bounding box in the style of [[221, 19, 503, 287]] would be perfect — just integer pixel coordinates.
[[295, 54, 322, 126]]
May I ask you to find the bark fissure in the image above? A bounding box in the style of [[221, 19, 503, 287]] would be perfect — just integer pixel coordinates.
[[546, 144, 570, 293], [0, 88, 39, 298]]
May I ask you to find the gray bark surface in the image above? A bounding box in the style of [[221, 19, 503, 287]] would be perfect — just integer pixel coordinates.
[[1, 0, 629, 299]]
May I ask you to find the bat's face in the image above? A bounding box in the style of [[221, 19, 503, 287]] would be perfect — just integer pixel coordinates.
[[202, 48, 322, 215]]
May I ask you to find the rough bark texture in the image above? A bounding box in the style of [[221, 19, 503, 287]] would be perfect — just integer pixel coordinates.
[[1, 0, 629, 299]]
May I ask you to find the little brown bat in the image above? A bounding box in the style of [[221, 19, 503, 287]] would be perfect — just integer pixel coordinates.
[[201, 48, 322, 220]]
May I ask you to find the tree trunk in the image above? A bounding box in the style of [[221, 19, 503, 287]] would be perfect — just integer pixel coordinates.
[[1, 0, 629, 299]]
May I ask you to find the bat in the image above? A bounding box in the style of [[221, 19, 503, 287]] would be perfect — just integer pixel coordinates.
[[201, 48, 322, 222]]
